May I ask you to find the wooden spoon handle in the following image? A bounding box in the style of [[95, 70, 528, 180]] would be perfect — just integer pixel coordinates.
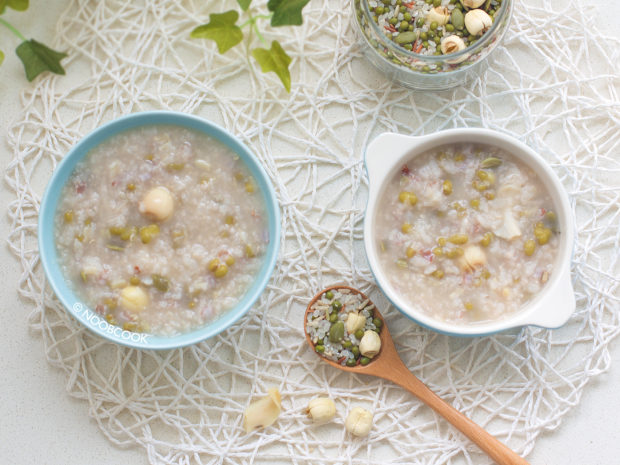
[[384, 364, 530, 465]]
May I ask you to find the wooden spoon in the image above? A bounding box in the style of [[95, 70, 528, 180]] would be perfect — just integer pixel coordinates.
[[304, 285, 530, 465]]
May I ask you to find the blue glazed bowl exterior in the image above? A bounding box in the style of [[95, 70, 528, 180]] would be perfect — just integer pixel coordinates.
[[38, 111, 281, 350]]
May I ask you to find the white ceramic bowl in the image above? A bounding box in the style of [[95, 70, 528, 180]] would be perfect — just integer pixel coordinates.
[[363, 129, 575, 336]]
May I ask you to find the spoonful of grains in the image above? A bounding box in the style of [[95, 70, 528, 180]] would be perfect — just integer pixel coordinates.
[[304, 285, 530, 465]]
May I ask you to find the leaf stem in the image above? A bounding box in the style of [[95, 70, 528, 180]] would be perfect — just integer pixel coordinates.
[[239, 12, 273, 30], [253, 14, 273, 21], [246, 14, 254, 58], [0, 18, 27, 41], [239, 18, 253, 29], [253, 22, 267, 45]]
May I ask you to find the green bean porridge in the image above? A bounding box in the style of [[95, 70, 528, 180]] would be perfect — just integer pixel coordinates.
[[55, 125, 268, 336], [375, 144, 559, 324]]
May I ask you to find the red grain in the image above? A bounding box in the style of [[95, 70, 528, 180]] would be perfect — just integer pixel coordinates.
[[420, 249, 433, 262]]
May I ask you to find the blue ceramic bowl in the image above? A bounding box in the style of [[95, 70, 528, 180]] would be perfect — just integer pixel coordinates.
[[39, 111, 281, 350]]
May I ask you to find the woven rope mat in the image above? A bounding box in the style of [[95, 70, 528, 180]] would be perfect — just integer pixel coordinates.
[[5, 0, 620, 464]]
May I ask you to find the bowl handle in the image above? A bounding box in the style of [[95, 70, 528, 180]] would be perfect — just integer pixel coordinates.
[[365, 133, 428, 188], [517, 266, 575, 329]]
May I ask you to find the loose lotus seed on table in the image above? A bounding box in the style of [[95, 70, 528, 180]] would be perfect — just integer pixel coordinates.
[[307, 397, 337, 423], [243, 388, 282, 433], [345, 407, 374, 437]]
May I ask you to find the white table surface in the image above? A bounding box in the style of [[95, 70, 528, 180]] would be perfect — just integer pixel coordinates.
[[1, 2, 618, 464]]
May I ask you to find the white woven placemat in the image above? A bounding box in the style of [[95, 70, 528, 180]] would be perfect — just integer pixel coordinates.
[[6, 0, 620, 464]]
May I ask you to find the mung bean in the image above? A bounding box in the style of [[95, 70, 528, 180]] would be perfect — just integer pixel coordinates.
[[329, 321, 345, 342]]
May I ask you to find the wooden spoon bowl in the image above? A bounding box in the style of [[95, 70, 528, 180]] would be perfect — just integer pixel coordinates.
[[304, 285, 530, 465]]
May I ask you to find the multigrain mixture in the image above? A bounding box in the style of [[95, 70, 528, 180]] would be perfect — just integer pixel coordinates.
[[55, 125, 268, 336], [306, 288, 383, 367], [375, 144, 559, 324], [354, 0, 507, 74], [364, 0, 502, 56]]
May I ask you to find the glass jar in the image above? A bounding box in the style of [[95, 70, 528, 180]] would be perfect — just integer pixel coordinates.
[[352, 0, 513, 90]]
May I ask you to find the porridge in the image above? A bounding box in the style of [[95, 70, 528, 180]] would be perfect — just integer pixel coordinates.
[[55, 125, 268, 336], [375, 144, 559, 324]]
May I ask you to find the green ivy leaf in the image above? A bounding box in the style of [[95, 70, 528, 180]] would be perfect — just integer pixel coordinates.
[[0, 0, 29, 13], [190, 10, 243, 54], [267, 0, 309, 27], [0, 50, 4, 65], [236, 0, 251, 11], [15, 39, 67, 82], [9, 0, 29, 10], [251, 40, 292, 92]]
